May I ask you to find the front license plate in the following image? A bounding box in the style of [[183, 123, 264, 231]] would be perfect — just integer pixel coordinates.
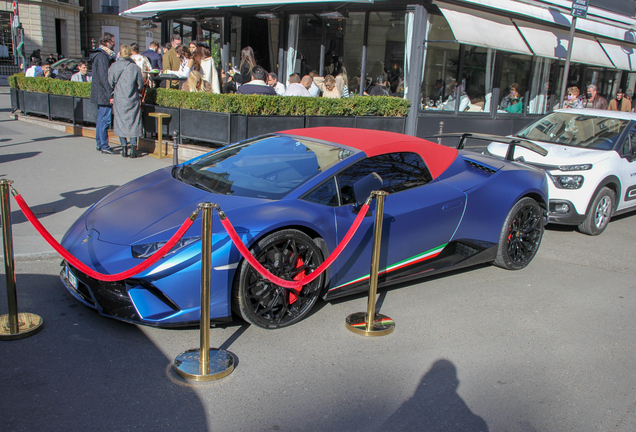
[[66, 266, 78, 290]]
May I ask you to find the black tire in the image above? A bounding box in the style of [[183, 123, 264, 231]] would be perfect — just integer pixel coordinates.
[[232, 229, 325, 329], [494, 197, 544, 270], [578, 187, 614, 236]]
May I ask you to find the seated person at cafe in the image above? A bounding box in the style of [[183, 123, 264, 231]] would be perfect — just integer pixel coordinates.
[[181, 70, 212, 93], [500, 83, 523, 113], [54, 63, 74, 81], [442, 80, 471, 111], [25, 59, 42, 77], [369, 75, 390, 96], [236, 66, 277, 95], [35, 63, 52, 78], [284, 73, 311, 97], [71, 60, 92, 82]]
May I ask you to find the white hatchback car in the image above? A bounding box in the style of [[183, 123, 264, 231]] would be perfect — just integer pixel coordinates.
[[487, 109, 636, 235]]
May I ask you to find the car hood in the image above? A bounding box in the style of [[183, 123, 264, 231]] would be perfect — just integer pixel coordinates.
[[487, 140, 611, 168], [86, 167, 270, 244]]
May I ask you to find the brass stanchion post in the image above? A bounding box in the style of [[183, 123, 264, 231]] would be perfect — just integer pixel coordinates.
[[345, 191, 395, 337], [0, 180, 43, 340], [174, 202, 235, 381]]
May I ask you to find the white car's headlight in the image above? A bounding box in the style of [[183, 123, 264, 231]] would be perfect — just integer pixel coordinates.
[[559, 164, 592, 171], [132, 236, 201, 259], [552, 175, 584, 189]]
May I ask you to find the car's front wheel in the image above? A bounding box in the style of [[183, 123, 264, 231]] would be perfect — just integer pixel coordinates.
[[494, 197, 544, 270], [232, 229, 325, 329], [578, 187, 614, 236]]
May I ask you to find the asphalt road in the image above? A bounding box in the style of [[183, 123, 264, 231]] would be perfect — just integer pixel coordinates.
[[1, 88, 636, 432]]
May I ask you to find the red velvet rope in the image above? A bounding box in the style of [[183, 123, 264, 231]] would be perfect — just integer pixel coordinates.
[[14, 193, 195, 282], [220, 203, 370, 289]]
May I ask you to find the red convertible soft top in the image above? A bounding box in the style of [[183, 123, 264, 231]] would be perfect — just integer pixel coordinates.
[[280, 127, 458, 179]]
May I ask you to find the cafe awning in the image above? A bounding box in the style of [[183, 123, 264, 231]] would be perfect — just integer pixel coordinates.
[[514, 20, 615, 68], [120, 0, 375, 18], [597, 38, 636, 71], [435, 2, 532, 56]]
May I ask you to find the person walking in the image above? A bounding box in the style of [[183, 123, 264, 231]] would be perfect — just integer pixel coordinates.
[[582, 84, 608, 110], [608, 88, 631, 112], [90, 32, 117, 154], [108, 44, 144, 158], [559, 86, 583, 109]]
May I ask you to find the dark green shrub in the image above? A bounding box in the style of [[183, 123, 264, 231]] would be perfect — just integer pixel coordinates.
[[10, 74, 410, 116]]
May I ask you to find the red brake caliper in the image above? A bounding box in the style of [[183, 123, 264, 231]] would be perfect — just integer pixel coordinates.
[[288, 255, 306, 304]]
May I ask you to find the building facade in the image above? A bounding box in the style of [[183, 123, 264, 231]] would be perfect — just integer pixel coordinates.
[[120, 0, 636, 137]]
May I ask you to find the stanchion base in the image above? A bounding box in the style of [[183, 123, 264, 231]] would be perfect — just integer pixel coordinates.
[[0, 312, 44, 340], [345, 312, 395, 337], [173, 348, 236, 381]]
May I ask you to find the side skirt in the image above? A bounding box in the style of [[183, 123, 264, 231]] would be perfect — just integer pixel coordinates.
[[323, 240, 497, 301]]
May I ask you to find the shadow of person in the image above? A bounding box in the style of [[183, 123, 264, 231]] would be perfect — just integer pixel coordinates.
[[379, 359, 489, 431]]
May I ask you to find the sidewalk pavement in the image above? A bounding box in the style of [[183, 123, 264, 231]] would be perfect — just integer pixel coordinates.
[[0, 90, 172, 261]]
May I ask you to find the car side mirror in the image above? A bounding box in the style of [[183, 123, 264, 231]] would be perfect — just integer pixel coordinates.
[[352, 172, 383, 215]]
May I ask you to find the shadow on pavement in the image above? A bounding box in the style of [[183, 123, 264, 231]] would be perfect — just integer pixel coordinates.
[[10, 186, 119, 225], [0, 151, 40, 164], [378, 359, 490, 431], [0, 272, 209, 430]]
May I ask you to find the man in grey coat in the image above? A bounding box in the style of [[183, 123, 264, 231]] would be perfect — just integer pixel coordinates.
[[90, 32, 117, 154]]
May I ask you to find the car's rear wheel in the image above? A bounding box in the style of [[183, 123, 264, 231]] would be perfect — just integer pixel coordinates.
[[494, 197, 544, 270], [578, 187, 614, 236], [232, 229, 325, 329]]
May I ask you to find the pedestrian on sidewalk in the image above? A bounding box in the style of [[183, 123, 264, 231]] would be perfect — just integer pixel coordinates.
[[108, 44, 144, 158], [90, 32, 117, 154], [608, 88, 631, 112]]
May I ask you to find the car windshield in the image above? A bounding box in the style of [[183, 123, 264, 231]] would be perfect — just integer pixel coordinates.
[[176, 135, 354, 199], [516, 112, 629, 150]]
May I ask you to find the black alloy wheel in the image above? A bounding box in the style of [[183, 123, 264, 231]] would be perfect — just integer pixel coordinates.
[[232, 229, 325, 329], [494, 197, 544, 270]]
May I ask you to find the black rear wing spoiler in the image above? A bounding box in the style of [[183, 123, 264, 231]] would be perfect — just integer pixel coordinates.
[[428, 133, 548, 160]]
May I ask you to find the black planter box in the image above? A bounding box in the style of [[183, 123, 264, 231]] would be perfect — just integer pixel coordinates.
[[23, 91, 49, 117], [10, 88, 20, 112], [246, 115, 305, 139], [355, 116, 406, 134], [49, 94, 74, 122], [305, 116, 356, 128], [143, 105, 180, 138], [73, 98, 98, 124], [179, 109, 232, 145]]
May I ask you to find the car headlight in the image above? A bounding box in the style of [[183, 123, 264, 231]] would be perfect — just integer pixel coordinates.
[[131, 236, 201, 259], [552, 175, 584, 189], [559, 164, 592, 171]]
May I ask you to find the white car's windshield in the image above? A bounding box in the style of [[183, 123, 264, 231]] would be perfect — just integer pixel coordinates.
[[516, 112, 629, 150]]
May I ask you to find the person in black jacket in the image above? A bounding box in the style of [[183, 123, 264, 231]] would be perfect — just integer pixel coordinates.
[[141, 41, 162, 71], [90, 32, 117, 154], [236, 66, 276, 95]]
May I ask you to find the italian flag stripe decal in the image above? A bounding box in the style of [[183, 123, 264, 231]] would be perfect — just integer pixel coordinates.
[[329, 243, 447, 291]]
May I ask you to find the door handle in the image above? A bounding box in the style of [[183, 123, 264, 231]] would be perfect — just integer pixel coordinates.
[[442, 200, 463, 211]]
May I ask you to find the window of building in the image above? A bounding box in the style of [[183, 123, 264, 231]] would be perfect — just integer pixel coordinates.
[[363, 11, 407, 97]]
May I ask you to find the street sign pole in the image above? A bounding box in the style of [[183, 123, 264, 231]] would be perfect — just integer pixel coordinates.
[[559, 17, 577, 110], [559, 0, 588, 109]]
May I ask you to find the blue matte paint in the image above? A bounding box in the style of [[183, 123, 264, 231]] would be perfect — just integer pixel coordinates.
[[60, 136, 549, 326]]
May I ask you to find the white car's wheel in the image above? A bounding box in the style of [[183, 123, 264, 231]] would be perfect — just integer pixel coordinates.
[[578, 187, 614, 236]]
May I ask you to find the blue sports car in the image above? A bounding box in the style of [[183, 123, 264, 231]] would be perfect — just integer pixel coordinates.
[[60, 127, 549, 329]]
